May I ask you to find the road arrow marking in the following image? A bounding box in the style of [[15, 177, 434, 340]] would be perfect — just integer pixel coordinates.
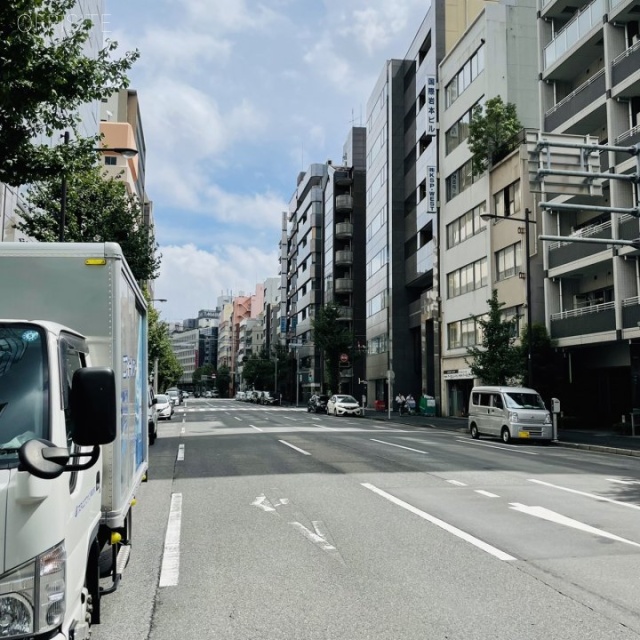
[[290, 521, 336, 551], [529, 479, 640, 511], [607, 478, 640, 486], [509, 503, 640, 548], [252, 494, 276, 512]]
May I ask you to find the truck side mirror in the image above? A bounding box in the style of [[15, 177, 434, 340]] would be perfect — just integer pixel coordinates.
[[70, 367, 117, 445]]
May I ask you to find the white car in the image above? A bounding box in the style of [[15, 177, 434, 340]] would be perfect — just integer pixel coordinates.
[[327, 394, 362, 417], [155, 393, 174, 420]]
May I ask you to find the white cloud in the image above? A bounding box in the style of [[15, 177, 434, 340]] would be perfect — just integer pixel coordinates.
[[177, 0, 286, 34], [153, 243, 279, 322]]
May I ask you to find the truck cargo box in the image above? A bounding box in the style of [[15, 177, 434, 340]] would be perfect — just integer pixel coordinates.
[[0, 242, 148, 528]]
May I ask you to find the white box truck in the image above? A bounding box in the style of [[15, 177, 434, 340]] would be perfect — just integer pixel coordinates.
[[0, 242, 149, 639]]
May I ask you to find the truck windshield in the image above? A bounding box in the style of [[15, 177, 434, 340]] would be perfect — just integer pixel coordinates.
[[504, 392, 545, 410], [0, 324, 49, 461]]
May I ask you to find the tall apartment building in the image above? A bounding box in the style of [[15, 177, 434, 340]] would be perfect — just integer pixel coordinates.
[[323, 128, 368, 396], [438, 0, 539, 416], [538, 0, 640, 424], [285, 164, 327, 399], [364, 4, 445, 409]]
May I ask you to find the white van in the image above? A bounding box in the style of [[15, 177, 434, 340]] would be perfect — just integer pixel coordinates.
[[468, 386, 552, 443]]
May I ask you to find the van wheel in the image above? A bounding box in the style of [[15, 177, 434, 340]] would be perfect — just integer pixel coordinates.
[[470, 423, 479, 439], [501, 427, 511, 444]]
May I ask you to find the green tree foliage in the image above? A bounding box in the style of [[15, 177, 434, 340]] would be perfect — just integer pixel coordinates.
[[0, 0, 139, 186], [193, 364, 214, 386], [145, 294, 182, 392], [466, 290, 522, 385], [17, 165, 160, 282], [519, 322, 559, 405], [312, 302, 353, 394], [242, 349, 275, 390], [467, 96, 522, 177], [216, 365, 231, 398]]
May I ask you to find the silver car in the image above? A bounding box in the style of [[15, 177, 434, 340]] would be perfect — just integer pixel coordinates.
[[155, 394, 174, 421], [327, 394, 361, 417]]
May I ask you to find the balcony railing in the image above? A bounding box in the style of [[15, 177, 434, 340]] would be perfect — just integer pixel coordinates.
[[619, 214, 640, 241], [623, 296, 640, 329], [548, 217, 613, 267], [335, 222, 354, 238], [335, 194, 353, 212], [544, 69, 605, 131], [543, 0, 604, 69], [612, 40, 640, 88], [335, 278, 354, 293], [336, 306, 353, 321], [550, 300, 615, 338], [335, 249, 354, 265]]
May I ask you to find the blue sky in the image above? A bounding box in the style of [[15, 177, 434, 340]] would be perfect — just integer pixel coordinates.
[[107, 0, 431, 322]]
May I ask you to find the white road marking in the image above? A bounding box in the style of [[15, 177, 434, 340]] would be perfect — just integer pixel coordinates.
[[361, 483, 515, 561], [279, 440, 311, 455], [159, 493, 183, 587], [475, 490, 499, 498], [252, 495, 275, 512], [528, 479, 640, 511], [447, 480, 467, 487], [607, 478, 640, 485], [510, 503, 640, 548], [180, 427, 185, 435], [370, 439, 429, 455], [250, 424, 263, 432], [176, 444, 185, 461], [455, 439, 538, 455], [290, 521, 336, 551], [313, 423, 336, 430], [234, 416, 242, 421]]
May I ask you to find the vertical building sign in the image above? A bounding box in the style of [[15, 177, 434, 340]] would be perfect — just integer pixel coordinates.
[[426, 75, 437, 137], [427, 166, 437, 213]]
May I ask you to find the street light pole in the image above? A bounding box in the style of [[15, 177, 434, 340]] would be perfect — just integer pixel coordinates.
[[524, 208, 533, 388], [481, 209, 535, 388], [59, 131, 69, 242]]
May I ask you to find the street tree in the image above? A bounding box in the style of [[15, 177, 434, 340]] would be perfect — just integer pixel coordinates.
[[519, 322, 559, 404], [0, 0, 139, 186], [466, 290, 522, 385], [242, 350, 274, 390], [216, 365, 231, 398], [467, 96, 522, 177], [17, 165, 160, 282], [146, 295, 182, 392], [312, 302, 353, 394], [193, 364, 215, 392]]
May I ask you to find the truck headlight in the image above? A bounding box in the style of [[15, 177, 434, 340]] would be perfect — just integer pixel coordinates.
[[0, 542, 65, 638]]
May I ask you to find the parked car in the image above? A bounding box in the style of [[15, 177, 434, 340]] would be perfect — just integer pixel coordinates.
[[327, 394, 362, 417], [155, 393, 174, 420], [261, 391, 279, 405], [235, 391, 246, 401], [211, 389, 220, 397], [203, 390, 212, 398], [166, 388, 182, 406], [148, 387, 158, 445], [308, 394, 329, 413]]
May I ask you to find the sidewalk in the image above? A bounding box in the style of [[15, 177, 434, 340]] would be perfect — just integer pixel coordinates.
[[362, 410, 640, 457]]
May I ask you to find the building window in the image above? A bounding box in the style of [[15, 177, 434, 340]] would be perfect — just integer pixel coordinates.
[[494, 180, 521, 218], [501, 305, 522, 338], [495, 243, 522, 281], [446, 258, 487, 299], [445, 159, 475, 201], [445, 100, 482, 155], [446, 202, 486, 248], [367, 333, 388, 355], [445, 44, 485, 108], [448, 317, 483, 349], [104, 156, 117, 166]]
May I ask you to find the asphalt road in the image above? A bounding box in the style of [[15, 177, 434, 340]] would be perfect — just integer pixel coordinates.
[[93, 398, 640, 639]]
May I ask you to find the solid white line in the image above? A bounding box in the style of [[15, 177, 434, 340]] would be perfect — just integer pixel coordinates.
[[370, 439, 429, 455], [250, 424, 263, 432], [159, 493, 183, 587], [510, 503, 640, 548], [279, 440, 311, 455], [475, 490, 500, 498], [362, 483, 515, 561], [455, 439, 538, 455], [447, 480, 467, 487], [528, 479, 640, 511], [176, 444, 185, 461], [607, 478, 640, 485]]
